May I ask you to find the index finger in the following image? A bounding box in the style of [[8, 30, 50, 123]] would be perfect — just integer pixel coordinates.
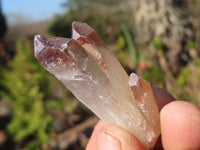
[[152, 87, 175, 111]]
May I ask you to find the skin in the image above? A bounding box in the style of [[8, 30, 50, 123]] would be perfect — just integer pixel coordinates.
[[86, 87, 200, 150]]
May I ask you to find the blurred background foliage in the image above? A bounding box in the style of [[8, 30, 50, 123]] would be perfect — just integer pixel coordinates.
[[0, 0, 200, 149]]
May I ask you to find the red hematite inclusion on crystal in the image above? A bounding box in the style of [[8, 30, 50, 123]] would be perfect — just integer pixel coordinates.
[[129, 73, 145, 105], [131, 86, 144, 105], [34, 22, 161, 149]]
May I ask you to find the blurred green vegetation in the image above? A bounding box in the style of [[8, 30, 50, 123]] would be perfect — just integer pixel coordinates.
[[49, 2, 134, 44], [0, 0, 200, 149], [0, 40, 53, 149], [0, 40, 78, 149]]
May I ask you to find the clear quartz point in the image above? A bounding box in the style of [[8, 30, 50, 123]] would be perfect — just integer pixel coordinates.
[[34, 22, 160, 149]]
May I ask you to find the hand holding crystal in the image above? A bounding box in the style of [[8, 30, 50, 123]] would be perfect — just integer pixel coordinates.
[[86, 87, 200, 150]]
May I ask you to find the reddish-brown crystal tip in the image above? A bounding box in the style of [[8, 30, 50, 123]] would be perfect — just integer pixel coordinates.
[[34, 35, 71, 56], [72, 22, 94, 40], [34, 35, 72, 70]]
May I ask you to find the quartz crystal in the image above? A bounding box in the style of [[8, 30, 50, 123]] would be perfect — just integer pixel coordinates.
[[34, 22, 160, 149]]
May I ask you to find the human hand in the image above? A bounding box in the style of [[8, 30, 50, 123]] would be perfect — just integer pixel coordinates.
[[86, 87, 200, 150]]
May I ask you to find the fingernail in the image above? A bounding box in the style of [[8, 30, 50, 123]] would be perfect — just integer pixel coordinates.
[[98, 131, 121, 150]]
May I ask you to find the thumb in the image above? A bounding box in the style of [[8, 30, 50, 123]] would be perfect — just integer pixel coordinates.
[[98, 124, 145, 150]]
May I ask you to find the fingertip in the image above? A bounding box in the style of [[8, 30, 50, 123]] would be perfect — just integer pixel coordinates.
[[161, 101, 200, 150], [152, 87, 175, 111], [86, 120, 106, 150], [98, 124, 145, 150], [87, 121, 145, 150]]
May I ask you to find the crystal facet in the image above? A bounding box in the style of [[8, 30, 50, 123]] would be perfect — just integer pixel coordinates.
[[34, 22, 160, 149]]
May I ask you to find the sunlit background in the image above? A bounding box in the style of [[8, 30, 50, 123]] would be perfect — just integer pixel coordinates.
[[0, 0, 200, 149], [2, 0, 66, 25]]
